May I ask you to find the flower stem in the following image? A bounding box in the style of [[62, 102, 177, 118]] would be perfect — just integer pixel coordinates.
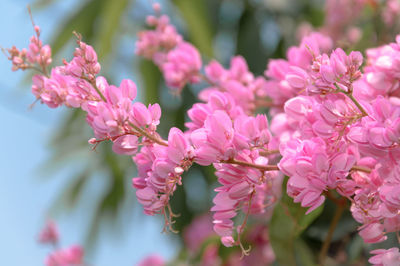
[[221, 158, 280, 172], [334, 83, 368, 117], [346, 92, 368, 117], [129, 122, 168, 146], [351, 165, 372, 173], [83, 76, 107, 102], [258, 149, 280, 156], [318, 200, 345, 266]]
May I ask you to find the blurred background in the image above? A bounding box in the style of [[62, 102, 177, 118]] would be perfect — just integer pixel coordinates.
[[1, 0, 399, 265]]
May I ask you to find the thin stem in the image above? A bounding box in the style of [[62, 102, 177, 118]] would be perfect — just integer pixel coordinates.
[[237, 190, 255, 258], [259, 149, 280, 156], [82, 76, 107, 102], [346, 92, 368, 117], [319, 201, 345, 266], [129, 122, 168, 146], [334, 83, 368, 117], [27, 65, 48, 76], [221, 158, 280, 172], [351, 165, 372, 174]]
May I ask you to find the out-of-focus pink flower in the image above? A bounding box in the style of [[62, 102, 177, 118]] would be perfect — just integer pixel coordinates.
[[183, 214, 215, 252], [161, 42, 202, 92], [369, 248, 400, 266], [358, 222, 387, 243], [38, 220, 59, 245], [45, 245, 84, 266], [137, 254, 165, 266]]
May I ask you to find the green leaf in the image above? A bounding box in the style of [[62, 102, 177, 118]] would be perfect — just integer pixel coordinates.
[[295, 239, 317, 266], [95, 0, 131, 60], [269, 178, 323, 265], [172, 0, 214, 57], [139, 59, 161, 104]]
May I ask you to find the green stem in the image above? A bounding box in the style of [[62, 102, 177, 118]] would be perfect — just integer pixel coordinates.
[[346, 92, 368, 117], [129, 122, 168, 146], [334, 83, 368, 117]]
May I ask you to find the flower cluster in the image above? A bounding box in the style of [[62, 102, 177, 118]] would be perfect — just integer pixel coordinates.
[[270, 33, 400, 261], [201, 56, 268, 113], [354, 36, 400, 101], [264, 32, 333, 113], [6, 3, 400, 265], [135, 4, 201, 92]]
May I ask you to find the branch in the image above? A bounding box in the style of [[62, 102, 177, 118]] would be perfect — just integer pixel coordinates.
[[259, 149, 280, 156], [351, 165, 372, 173], [221, 158, 280, 172]]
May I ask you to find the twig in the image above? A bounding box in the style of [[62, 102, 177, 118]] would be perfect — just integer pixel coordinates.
[[334, 83, 368, 117], [129, 122, 168, 146], [259, 149, 280, 156], [351, 165, 372, 174], [221, 158, 280, 172], [318, 200, 346, 266]]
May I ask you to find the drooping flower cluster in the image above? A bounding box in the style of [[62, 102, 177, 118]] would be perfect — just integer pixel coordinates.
[[133, 127, 194, 220]]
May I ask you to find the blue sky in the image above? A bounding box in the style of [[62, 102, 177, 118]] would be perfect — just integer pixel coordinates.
[[0, 0, 178, 265]]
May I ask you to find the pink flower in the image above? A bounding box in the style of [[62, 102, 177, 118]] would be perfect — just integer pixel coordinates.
[[136, 13, 182, 59], [379, 183, 400, 213], [202, 56, 259, 113], [263, 32, 332, 112], [191, 110, 235, 165], [112, 135, 139, 155], [132, 128, 193, 215], [369, 248, 400, 266], [348, 96, 400, 152], [64, 39, 101, 80], [45, 245, 84, 266], [161, 42, 202, 91], [359, 222, 387, 243], [183, 214, 215, 252], [279, 137, 355, 214], [137, 254, 165, 266], [38, 220, 59, 245], [211, 151, 278, 247]]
